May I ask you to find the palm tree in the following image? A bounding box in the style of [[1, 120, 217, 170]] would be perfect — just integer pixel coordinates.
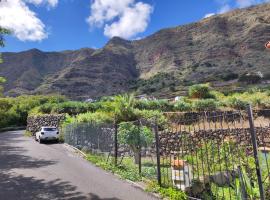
[[113, 94, 137, 123], [0, 77, 6, 97]]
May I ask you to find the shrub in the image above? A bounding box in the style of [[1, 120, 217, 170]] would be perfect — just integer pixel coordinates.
[[65, 112, 114, 125], [113, 94, 138, 122], [30, 101, 102, 116], [0, 95, 66, 128], [192, 99, 219, 111], [225, 97, 249, 110], [51, 101, 89, 115], [188, 84, 214, 99], [257, 98, 270, 109], [135, 109, 167, 125], [118, 122, 153, 164], [135, 99, 174, 111], [146, 181, 187, 200], [174, 100, 192, 112], [0, 77, 6, 97]]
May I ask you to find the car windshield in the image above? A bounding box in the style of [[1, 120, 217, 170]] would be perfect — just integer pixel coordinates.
[[43, 128, 57, 131]]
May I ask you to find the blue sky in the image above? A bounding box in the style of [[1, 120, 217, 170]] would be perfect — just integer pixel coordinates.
[[0, 0, 269, 52]]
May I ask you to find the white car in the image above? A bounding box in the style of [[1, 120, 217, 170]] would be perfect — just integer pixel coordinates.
[[35, 127, 59, 143]]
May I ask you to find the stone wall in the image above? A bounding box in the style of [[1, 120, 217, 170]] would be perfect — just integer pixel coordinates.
[[165, 109, 270, 124], [27, 114, 65, 133], [160, 109, 270, 155], [159, 127, 270, 155]]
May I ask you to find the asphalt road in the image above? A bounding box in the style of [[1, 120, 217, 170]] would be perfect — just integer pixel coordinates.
[[0, 131, 158, 200]]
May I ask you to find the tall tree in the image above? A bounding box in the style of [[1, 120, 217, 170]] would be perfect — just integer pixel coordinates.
[[0, 27, 10, 48], [0, 27, 10, 63], [0, 27, 10, 96], [0, 77, 6, 97]]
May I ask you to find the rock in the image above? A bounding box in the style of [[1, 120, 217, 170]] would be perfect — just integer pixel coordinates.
[[209, 170, 238, 187]]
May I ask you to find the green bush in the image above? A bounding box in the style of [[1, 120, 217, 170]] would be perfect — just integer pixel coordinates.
[[118, 122, 153, 164], [31, 101, 101, 116], [0, 95, 66, 128], [188, 84, 215, 99], [192, 99, 219, 111], [86, 153, 142, 182], [146, 181, 187, 200], [0, 77, 6, 97], [135, 99, 174, 111], [64, 112, 114, 125], [225, 97, 249, 110], [174, 100, 192, 112]]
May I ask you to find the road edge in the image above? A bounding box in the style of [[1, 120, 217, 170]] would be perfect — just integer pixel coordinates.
[[63, 143, 161, 199], [64, 143, 87, 158]]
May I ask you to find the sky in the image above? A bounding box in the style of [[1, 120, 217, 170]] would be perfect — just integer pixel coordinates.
[[0, 0, 269, 52]]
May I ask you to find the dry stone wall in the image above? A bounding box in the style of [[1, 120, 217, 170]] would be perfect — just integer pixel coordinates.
[[159, 127, 270, 155], [165, 110, 270, 124], [160, 109, 270, 155], [27, 114, 65, 133]]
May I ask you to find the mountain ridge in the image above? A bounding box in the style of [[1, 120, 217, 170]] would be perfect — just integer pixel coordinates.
[[1, 3, 270, 100]]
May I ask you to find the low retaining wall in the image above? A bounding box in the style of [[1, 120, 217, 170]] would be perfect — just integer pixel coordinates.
[[159, 127, 270, 155], [27, 114, 65, 133], [165, 110, 270, 124]]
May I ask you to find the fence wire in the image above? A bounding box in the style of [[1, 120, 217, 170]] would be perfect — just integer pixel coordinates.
[[63, 109, 270, 200], [161, 110, 270, 200]]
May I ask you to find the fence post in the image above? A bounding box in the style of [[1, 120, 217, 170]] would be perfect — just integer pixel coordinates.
[[138, 120, 142, 174], [154, 120, 162, 186], [247, 104, 265, 200], [114, 122, 118, 166]]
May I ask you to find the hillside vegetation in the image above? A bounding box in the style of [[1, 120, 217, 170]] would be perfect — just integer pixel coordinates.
[[1, 85, 269, 129]]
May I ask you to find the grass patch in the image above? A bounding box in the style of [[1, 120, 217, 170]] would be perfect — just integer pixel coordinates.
[[146, 181, 187, 200], [24, 130, 33, 137], [86, 152, 188, 200], [86, 153, 142, 182]]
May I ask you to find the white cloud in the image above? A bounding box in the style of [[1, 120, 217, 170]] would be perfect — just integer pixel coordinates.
[[236, 0, 258, 8], [87, 0, 153, 39], [204, 13, 215, 18], [0, 0, 58, 41], [236, 0, 270, 8], [25, 0, 58, 7], [204, 0, 270, 18], [218, 4, 231, 13]]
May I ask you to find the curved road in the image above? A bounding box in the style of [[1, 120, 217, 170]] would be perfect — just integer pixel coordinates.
[[0, 131, 158, 200]]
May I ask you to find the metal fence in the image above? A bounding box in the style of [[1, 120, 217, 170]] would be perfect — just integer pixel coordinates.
[[64, 122, 115, 153], [63, 106, 270, 200], [158, 106, 270, 199]]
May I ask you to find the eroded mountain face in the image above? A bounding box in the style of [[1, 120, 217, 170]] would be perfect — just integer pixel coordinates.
[[1, 3, 270, 100]]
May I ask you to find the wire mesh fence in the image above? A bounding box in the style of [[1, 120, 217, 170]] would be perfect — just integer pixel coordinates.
[[63, 107, 270, 200], [116, 119, 158, 180], [160, 108, 270, 199], [64, 122, 115, 154]]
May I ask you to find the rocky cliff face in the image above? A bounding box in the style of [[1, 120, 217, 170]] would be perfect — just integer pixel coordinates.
[[1, 3, 270, 99]]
